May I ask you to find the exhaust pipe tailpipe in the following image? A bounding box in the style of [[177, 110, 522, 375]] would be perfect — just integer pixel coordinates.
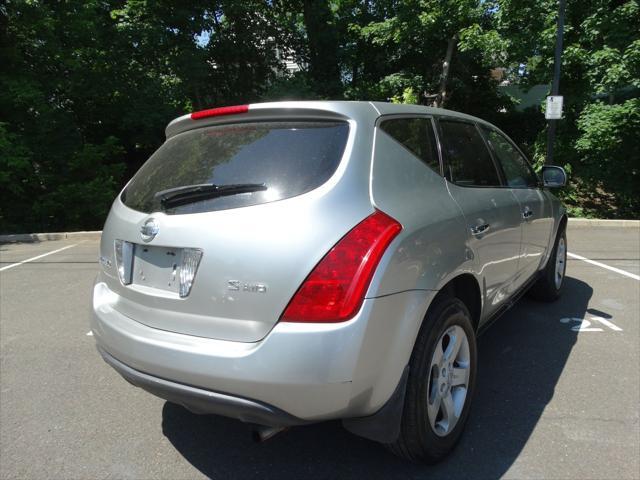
[[252, 425, 288, 443]]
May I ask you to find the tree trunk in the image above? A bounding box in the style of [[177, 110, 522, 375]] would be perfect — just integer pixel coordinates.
[[302, 0, 341, 97], [434, 35, 457, 108]]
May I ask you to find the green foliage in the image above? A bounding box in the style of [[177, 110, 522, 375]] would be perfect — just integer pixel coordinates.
[[373, 73, 425, 102], [573, 99, 640, 216], [0, 0, 283, 233], [0, 124, 37, 232], [391, 87, 420, 104], [504, 0, 640, 219], [341, 0, 503, 106], [1, 0, 638, 233], [262, 74, 318, 101]]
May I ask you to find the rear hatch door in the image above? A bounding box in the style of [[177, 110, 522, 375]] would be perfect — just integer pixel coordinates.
[[99, 110, 373, 342]]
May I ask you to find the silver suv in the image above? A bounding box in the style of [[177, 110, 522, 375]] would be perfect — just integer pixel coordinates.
[[91, 101, 568, 462]]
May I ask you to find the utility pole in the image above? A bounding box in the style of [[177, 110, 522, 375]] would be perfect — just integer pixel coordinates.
[[545, 0, 566, 165]]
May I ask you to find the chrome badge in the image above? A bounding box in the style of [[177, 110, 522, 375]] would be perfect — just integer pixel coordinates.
[[228, 280, 267, 293], [140, 218, 159, 242]]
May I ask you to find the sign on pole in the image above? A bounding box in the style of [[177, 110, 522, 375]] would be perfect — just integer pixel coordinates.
[[545, 95, 564, 120]]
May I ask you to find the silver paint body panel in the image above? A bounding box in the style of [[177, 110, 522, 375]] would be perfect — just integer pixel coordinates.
[[93, 101, 565, 420]]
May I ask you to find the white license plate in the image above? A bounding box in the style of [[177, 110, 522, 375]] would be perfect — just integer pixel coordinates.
[[132, 245, 182, 293]]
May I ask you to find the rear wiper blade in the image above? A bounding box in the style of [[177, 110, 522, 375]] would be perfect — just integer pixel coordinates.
[[154, 183, 267, 209]]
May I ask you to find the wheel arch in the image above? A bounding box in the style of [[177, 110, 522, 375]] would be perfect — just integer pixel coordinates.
[[541, 212, 568, 270], [435, 273, 482, 331], [558, 213, 568, 234], [344, 274, 482, 444]]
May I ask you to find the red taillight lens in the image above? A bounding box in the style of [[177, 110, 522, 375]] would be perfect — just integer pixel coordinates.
[[190, 104, 249, 120], [281, 210, 402, 323]]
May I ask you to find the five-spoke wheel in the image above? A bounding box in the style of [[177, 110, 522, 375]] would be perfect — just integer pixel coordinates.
[[427, 325, 471, 436], [388, 296, 477, 463]]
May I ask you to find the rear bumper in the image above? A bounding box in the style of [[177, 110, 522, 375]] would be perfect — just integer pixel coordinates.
[[98, 347, 306, 427], [92, 278, 435, 421]]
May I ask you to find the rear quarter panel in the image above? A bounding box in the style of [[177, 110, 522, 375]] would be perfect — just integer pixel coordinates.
[[353, 119, 476, 413], [367, 120, 471, 297]]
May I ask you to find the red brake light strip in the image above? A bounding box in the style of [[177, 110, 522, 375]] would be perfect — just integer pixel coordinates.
[[191, 104, 249, 120]]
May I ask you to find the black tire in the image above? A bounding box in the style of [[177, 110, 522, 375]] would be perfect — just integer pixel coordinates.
[[528, 227, 567, 302], [387, 296, 477, 463]]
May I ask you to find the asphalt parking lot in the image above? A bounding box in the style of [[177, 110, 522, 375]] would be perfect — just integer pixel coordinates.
[[1, 224, 638, 479]]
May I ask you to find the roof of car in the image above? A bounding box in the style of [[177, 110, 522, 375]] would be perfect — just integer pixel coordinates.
[[165, 101, 492, 139], [368, 101, 488, 124]]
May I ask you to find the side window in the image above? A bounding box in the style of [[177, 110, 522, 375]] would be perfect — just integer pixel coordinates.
[[482, 127, 539, 188], [438, 120, 502, 187], [379, 117, 440, 173]]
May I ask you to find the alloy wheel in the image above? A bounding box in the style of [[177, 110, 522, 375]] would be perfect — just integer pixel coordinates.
[[426, 325, 471, 437], [555, 236, 566, 289]]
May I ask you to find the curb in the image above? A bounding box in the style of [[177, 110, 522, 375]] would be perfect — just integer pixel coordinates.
[[0, 231, 102, 244], [568, 218, 639, 228]]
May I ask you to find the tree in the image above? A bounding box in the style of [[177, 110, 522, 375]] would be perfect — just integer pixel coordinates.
[[301, 0, 342, 97], [330, 0, 510, 122], [489, 0, 640, 217], [1, 1, 134, 232], [0, 0, 284, 233], [1, 0, 638, 233]]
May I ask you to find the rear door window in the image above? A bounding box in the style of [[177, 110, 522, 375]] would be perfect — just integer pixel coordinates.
[[481, 127, 539, 188], [379, 117, 440, 173], [438, 120, 502, 187], [121, 121, 349, 214]]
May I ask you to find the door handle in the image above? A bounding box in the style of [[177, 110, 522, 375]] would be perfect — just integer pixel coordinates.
[[470, 223, 490, 235], [522, 207, 534, 219]]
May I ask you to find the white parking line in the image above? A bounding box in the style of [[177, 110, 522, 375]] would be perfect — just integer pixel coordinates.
[[0, 243, 80, 272], [568, 252, 640, 281]]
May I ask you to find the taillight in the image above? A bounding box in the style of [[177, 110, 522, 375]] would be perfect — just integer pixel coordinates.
[[281, 210, 402, 323], [190, 104, 249, 120]]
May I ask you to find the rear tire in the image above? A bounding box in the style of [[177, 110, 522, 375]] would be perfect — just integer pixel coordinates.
[[387, 296, 477, 463], [528, 228, 567, 302]]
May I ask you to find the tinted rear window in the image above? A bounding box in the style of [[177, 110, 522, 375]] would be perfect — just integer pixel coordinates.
[[121, 121, 350, 214], [438, 120, 501, 187], [481, 126, 538, 188], [379, 117, 440, 173]]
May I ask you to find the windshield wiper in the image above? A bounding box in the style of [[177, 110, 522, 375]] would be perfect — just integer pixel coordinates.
[[154, 183, 267, 209]]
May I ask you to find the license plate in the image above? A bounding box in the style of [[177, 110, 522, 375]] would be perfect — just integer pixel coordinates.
[[132, 244, 182, 293]]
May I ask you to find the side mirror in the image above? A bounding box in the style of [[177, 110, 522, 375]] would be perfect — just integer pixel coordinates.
[[541, 165, 567, 188]]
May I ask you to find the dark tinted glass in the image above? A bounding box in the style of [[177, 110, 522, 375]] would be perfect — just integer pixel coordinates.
[[122, 121, 349, 214], [439, 120, 501, 187], [379, 118, 440, 173], [482, 127, 538, 188]]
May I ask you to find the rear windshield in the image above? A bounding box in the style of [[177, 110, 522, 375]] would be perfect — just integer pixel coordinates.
[[121, 121, 350, 214]]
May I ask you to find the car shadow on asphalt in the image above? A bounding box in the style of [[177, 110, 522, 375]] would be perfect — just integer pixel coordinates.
[[162, 276, 594, 479]]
